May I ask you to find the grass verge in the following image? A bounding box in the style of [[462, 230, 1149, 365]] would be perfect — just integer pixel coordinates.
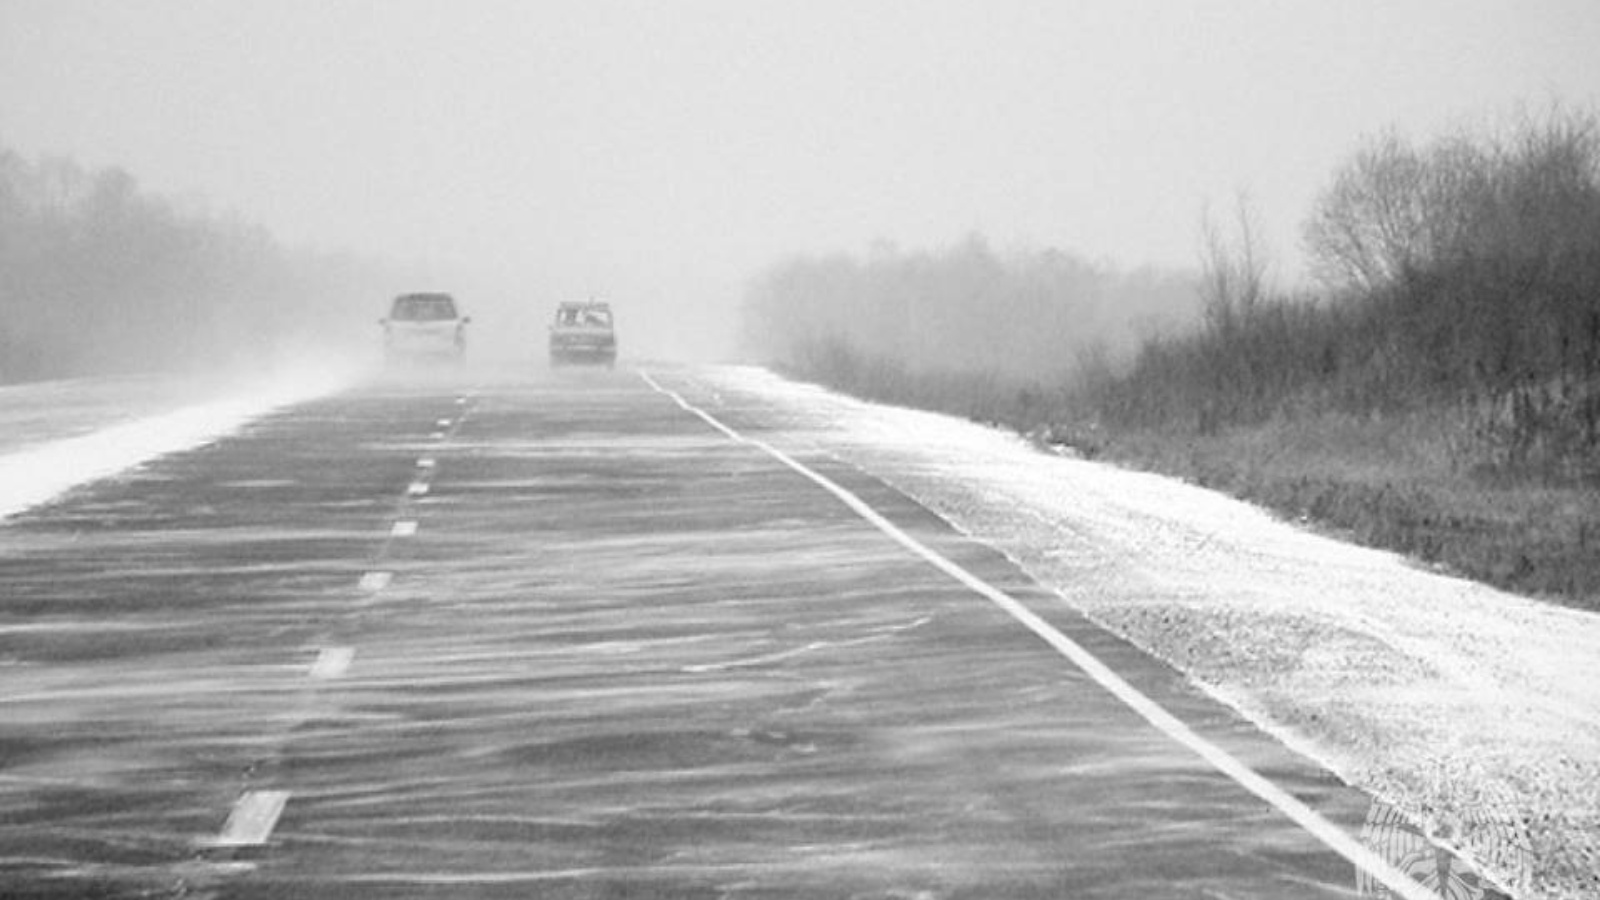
[[1097, 413, 1600, 611], [785, 359, 1600, 613]]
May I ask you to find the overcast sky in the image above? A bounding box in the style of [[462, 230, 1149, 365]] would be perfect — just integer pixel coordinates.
[[3, 1, 1598, 356]]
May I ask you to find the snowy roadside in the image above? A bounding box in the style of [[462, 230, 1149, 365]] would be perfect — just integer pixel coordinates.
[[700, 365, 1600, 900], [0, 365, 357, 521]]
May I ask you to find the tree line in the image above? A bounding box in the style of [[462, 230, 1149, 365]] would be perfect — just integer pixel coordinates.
[[744, 106, 1600, 483], [1090, 106, 1600, 479], [741, 236, 1197, 384], [0, 145, 393, 382]]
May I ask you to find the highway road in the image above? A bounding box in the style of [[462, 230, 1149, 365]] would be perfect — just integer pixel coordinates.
[[0, 366, 1484, 899]]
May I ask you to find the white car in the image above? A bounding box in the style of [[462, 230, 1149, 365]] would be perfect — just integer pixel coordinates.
[[381, 293, 468, 362], [549, 301, 617, 368]]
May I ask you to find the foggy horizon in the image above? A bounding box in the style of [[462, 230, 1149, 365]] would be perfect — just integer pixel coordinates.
[[4, 1, 1600, 362]]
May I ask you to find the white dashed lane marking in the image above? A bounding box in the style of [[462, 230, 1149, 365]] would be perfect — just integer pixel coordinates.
[[203, 405, 468, 863], [210, 790, 290, 848], [358, 571, 393, 592], [309, 646, 355, 679]]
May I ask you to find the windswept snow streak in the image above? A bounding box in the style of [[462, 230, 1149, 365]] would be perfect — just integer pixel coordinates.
[[0, 371, 352, 521]]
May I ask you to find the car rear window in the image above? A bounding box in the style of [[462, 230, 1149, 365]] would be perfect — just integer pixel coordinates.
[[392, 295, 458, 321], [557, 306, 612, 327]]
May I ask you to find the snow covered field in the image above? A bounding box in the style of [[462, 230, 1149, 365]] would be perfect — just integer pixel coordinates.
[[703, 365, 1600, 900]]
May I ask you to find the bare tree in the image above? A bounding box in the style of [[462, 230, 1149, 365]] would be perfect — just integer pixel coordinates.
[[1198, 192, 1269, 336], [1302, 132, 1437, 291]]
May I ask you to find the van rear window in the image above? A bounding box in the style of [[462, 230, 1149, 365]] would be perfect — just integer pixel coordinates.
[[557, 306, 612, 327], [392, 295, 458, 321]]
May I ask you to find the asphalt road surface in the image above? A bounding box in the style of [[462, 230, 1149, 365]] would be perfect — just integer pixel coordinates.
[[0, 366, 1474, 899]]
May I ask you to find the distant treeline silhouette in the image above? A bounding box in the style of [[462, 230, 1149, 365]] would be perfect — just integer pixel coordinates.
[[0, 146, 390, 382], [742, 235, 1197, 382]]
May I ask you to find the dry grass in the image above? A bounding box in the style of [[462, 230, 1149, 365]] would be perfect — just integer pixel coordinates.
[[1096, 411, 1600, 611], [784, 350, 1600, 612]]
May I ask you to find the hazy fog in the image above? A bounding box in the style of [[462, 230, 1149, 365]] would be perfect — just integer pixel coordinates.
[[3, 1, 1598, 362]]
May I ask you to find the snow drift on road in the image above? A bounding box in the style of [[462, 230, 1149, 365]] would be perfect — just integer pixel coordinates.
[[700, 365, 1600, 900], [0, 366, 354, 521]]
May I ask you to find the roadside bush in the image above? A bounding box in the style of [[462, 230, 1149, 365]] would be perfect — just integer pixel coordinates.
[[1080, 107, 1600, 483]]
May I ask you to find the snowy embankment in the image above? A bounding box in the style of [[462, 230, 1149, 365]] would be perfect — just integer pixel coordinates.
[[0, 366, 355, 521], [707, 365, 1600, 900]]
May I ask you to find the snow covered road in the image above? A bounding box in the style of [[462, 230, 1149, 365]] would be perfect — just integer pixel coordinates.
[[0, 366, 356, 521], [2, 362, 1594, 898], [695, 365, 1600, 899]]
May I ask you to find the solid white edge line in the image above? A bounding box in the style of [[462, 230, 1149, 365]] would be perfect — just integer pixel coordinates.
[[638, 368, 1442, 900], [210, 790, 290, 847]]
